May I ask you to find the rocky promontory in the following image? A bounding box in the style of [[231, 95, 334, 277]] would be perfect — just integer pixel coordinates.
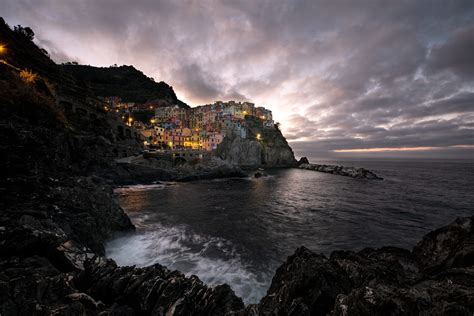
[[217, 127, 297, 169], [298, 158, 383, 180]]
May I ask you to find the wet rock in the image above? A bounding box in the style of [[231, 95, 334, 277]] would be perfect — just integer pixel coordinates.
[[0, 256, 98, 315], [298, 163, 383, 180], [252, 217, 474, 316], [413, 216, 474, 273], [297, 157, 310, 166], [258, 247, 352, 315], [75, 259, 245, 315]]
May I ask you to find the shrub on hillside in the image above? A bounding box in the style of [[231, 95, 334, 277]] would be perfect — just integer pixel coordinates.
[[19, 69, 38, 84], [0, 68, 65, 127]]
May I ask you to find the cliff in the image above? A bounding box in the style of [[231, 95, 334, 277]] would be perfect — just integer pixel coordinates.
[[217, 125, 297, 168]]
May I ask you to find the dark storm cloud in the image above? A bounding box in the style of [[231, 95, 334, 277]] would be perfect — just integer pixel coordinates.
[[171, 64, 222, 102], [2, 0, 474, 157], [427, 25, 474, 79]]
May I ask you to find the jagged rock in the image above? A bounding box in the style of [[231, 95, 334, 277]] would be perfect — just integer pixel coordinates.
[[258, 247, 352, 315], [413, 216, 474, 273], [216, 127, 296, 168], [297, 157, 310, 166], [299, 163, 383, 180], [217, 136, 263, 167], [254, 217, 474, 316], [75, 259, 245, 315], [0, 256, 98, 315]]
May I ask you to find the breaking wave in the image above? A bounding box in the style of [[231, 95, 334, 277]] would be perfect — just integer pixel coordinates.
[[113, 183, 169, 194], [106, 223, 270, 304]]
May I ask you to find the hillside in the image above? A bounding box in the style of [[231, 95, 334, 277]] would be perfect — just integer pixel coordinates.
[[62, 64, 189, 107]]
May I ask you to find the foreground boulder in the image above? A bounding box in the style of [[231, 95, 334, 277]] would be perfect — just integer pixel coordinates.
[[250, 216, 474, 315], [75, 259, 245, 315]]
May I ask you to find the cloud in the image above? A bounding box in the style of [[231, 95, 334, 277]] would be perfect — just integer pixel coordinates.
[[171, 64, 222, 103], [427, 25, 474, 79], [2, 0, 474, 157]]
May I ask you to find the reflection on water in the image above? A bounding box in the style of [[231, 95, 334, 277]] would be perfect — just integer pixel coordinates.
[[107, 160, 474, 304]]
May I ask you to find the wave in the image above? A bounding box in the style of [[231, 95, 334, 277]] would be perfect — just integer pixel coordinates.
[[113, 183, 171, 194], [105, 223, 270, 304]]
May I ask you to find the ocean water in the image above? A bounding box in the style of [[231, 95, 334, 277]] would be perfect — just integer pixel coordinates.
[[106, 159, 474, 304]]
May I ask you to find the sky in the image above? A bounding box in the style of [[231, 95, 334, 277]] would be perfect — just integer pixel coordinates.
[[3, 0, 474, 159]]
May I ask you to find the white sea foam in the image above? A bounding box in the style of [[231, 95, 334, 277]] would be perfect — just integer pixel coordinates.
[[113, 183, 169, 194], [106, 223, 270, 304]]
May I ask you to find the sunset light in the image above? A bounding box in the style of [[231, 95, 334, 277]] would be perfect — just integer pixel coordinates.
[[1, 3, 473, 313], [334, 147, 439, 153]]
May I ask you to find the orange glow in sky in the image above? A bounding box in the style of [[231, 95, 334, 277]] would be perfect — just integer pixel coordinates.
[[335, 146, 447, 153]]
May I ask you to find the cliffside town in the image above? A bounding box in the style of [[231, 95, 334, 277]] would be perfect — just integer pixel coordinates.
[[107, 99, 274, 152], [96, 93, 296, 168]]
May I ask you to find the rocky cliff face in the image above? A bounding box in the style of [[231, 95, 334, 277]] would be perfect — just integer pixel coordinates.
[[217, 127, 296, 168], [261, 127, 297, 167], [216, 137, 262, 167]]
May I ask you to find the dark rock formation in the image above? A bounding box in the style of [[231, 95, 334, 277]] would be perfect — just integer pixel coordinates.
[[248, 216, 474, 315], [75, 259, 244, 315], [98, 156, 247, 185], [299, 163, 383, 180], [217, 126, 297, 168], [216, 136, 263, 167], [297, 157, 310, 166]]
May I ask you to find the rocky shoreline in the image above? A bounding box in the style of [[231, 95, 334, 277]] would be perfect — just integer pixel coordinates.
[[1, 19, 472, 315], [241, 216, 474, 315], [297, 157, 383, 180], [2, 186, 472, 315]]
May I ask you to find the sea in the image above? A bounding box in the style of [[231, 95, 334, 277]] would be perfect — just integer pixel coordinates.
[[106, 159, 474, 304]]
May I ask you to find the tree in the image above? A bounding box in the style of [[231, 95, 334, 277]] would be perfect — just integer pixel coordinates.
[[14, 25, 35, 41]]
